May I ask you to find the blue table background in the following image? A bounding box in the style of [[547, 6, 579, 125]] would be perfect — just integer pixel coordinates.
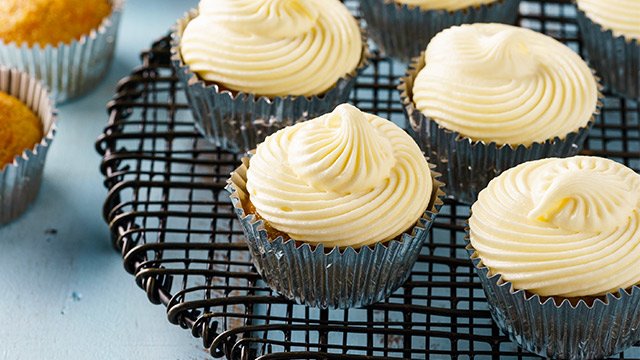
[[0, 1, 209, 359]]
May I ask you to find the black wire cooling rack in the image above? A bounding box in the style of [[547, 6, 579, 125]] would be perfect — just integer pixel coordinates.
[[96, 1, 640, 358]]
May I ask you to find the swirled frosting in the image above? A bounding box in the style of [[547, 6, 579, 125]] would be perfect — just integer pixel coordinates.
[[395, 0, 499, 11], [412, 23, 598, 146], [470, 156, 640, 297], [577, 0, 640, 40], [246, 104, 433, 248], [180, 0, 362, 97]]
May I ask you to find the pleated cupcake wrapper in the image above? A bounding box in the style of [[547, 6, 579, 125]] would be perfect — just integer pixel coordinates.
[[399, 53, 601, 205], [171, 10, 371, 154], [226, 157, 445, 309], [0, 0, 124, 103], [576, 8, 640, 100], [359, 0, 520, 63], [466, 235, 640, 360], [0, 68, 57, 224]]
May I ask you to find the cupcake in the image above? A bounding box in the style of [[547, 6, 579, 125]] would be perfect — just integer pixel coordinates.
[[576, 0, 640, 100], [467, 156, 640, 359], [0, 0, 124, 102], [399, 23, 600, 204], [172, 0, 369, 153], [0, 68, 56, 224], [359, 0, 521, 62], [226, 104, 444, 309]]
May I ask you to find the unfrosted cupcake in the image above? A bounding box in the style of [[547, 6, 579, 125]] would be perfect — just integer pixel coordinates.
[[468, 156, 640, 359], [359, 0, 520, 62], [0, 68, 56, 224], [226, 103, 444, 309], [172, 0, 369, 153], [400, 23, 600, 204], [576, 0, 639, 99], [0, 0, 124, 102]]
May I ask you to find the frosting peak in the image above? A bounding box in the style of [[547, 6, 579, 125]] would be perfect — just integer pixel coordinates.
[[289, 104, 395, 194], [199, 0, 319, 39], [470, 156, 640, 297], [246, 104, 432, 248], [528, 161, 639, 233]]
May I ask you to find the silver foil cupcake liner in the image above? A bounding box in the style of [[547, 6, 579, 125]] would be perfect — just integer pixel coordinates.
[[359, 0, 521, 62], [0, 68, 57, 224], [171, 9, 371, 154], [576, 8, 639, 100], [0, 0, 124, 103], [466, 236, 640, 359], [226, 157, 445, 309], [399, 53, 600, 204]]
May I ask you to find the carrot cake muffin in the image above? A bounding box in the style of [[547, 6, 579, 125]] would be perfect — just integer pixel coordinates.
[[0, 91, 42, 168], [0, 0, 112, 46]]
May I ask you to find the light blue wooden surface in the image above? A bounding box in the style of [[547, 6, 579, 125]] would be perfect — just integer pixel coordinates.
[[0, 1, 208, 359]]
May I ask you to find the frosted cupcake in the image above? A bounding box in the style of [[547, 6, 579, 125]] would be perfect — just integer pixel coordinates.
[[172, 0, 369, 153], [0, 68, 56, 224], [226, 104, 444, 309], [0, 0, 124, 102], [359, 0, 520, 62], [576, 0, 639, 100], [400, 23, 600, 204], [468, 156, 640, 359]]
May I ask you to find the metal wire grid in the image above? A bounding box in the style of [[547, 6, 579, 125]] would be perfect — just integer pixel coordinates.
[[96, 1, 640, 359]]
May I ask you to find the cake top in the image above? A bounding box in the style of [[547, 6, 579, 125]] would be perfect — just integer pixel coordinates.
[[0, 0, 112, 46], [412, 23, 598, 146], [395, 0, 499, 11], [246, 104, 433, 248], [577, 0, 640, 40], [469, 156, 640, 297], [179, 0, 362, 97], [0, 91, 43, 168]]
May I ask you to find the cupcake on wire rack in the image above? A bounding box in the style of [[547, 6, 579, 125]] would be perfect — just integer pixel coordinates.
[[359, 0, 521, 62], [467, 156, 640, 359], [0, 68, 57, 224], [226, 104, 444, 309], [575, 0, 640, 100], [400, 23, 601, 204], [172, 0, 370, 153], [0, 0, 124, 102]]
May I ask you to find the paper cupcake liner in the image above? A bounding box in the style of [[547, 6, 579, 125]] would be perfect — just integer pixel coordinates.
[[399, 53, 600, 204], [466, 236, 640, 359], [226, 157, 445, 309], [171, 10, 371, 154], [576, 8, 639, 100], [359, 0, 521, 63], [0, 0, 124, 103], [0, 68, 57, 224]]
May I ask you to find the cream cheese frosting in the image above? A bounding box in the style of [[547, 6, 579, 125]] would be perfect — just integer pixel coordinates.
[[395, 0, 499, 11], [577, 0, 640, 40], [470, 156, 640, 297], [246, 103, 433, 248], [412, 23, 598, 146], [179, 0, 362, 97]]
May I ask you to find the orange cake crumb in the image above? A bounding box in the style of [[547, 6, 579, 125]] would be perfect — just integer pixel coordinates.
[[0, 0, 112, 46], [0, 92, 42, 168]]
